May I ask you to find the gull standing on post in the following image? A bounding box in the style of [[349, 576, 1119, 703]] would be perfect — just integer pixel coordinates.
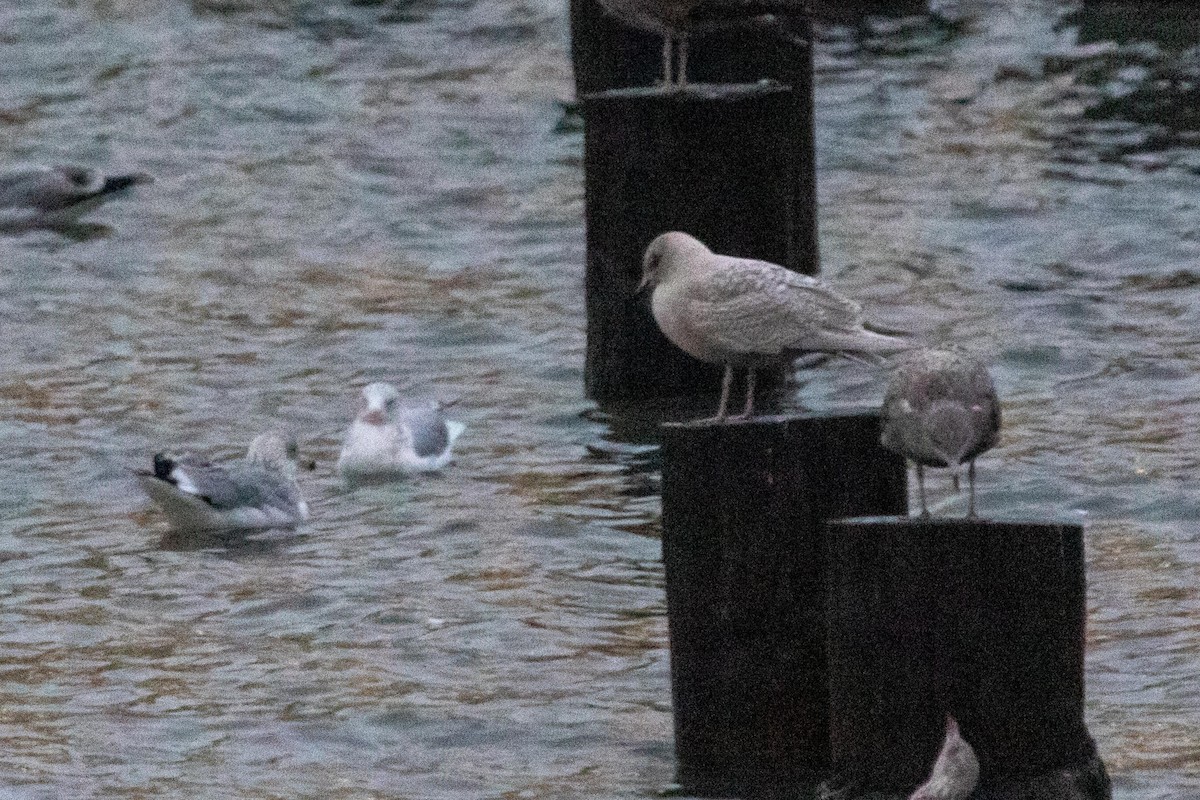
[[908, 715, 980, 800], [0, 164, 152, 230], [637, 231, 909, 421], [594, 0, 704, 87], [136, 432, 309, 532], [880, 348, 1000, 518], [337, 382, 466, 481]]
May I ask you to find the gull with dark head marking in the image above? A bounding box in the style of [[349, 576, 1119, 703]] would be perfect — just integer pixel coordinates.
[[0, 164, 153, 230], [638, 231, 909, 421], [137, 432, 309, 532], [880, 348, 1000, 518], [337, 382, 466, 481], [908, 715, 979, 800]]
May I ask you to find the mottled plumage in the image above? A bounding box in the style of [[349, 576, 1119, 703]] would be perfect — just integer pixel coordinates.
[[639, 231, 909, 420], [880, 348, 1000, 518], [337, 382, 465, 481], [0, 164, 152, 230], [908, 715, 980, 800], [137, 433, 308, 532]]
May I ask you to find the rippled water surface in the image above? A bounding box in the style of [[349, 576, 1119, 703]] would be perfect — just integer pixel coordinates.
[[1, 0, 1198, 797]]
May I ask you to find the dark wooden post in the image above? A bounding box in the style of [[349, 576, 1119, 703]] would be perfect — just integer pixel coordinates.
[[570, 0, 812, 96], [660, 412, 908, 797], [576, 0, 815, 408], [583, 82, 815, 407], [823, 518, 1112, 800]]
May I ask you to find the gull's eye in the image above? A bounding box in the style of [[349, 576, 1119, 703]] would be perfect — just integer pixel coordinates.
[[385, 398, 397, 410]]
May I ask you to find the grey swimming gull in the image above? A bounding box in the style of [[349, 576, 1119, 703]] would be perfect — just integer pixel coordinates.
[[337, 382, 466, 480], [137, 432, 309, 532]]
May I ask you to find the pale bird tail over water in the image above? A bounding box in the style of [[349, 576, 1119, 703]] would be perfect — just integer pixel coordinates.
[[908, 715, 980, 800]]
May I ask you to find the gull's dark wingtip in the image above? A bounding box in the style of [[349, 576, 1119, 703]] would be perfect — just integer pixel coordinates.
[[152, 453, 176, 481], [101, 172, 154, 194]]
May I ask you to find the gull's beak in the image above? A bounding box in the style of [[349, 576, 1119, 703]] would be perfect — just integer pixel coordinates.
[[634, 274, 652, 297], [362, 409, 386, 426]]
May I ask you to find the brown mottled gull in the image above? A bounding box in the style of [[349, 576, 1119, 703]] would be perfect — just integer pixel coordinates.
[[637, 231, 909, 421], [880, 348, 1000, 518], [908, 715, 980, 800]]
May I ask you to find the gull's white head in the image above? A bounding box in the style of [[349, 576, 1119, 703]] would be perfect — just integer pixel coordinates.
[[360, 382, 402, 426], [638, 231, 712, 293], [246, 432, 299, 472]]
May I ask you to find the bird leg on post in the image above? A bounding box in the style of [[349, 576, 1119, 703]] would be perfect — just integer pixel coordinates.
[[967, 459, 977, 519], [735, 367, 756, 419], [714, 363, 733, 422], [916, 462, 929, 518], [678, 31, 689, 88], [661, 35, 674, 86]]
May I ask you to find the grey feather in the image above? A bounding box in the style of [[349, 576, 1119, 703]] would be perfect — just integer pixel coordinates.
[[398, 406, 451, 459]]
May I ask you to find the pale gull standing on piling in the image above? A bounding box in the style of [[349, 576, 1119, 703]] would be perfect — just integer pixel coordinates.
[[908, 715, 980, 800], [880, 348, 1001, 518], [0, 164, 152, 230], [637, 231, 909, 421], [337, 382, 466, 481], [136, 432, 309, 532]]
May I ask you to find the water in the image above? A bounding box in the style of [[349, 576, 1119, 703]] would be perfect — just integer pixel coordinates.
[[0, 0, 1197, 796]]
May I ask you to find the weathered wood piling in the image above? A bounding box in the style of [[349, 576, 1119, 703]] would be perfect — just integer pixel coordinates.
[[660, 412, 907, 797], [575, 0, 815, 408], [823, 517, 1111, 800]]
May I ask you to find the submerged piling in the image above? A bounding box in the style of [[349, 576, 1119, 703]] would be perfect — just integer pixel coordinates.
[[823, 517, 1111, 800], [660, 412, 907, 797]]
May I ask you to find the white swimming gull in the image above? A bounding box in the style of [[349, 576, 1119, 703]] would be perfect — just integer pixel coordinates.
[[908, 714, 980, 800], [880, 348, 1001, 518], [137, 432, 309, 532], [0, 164, 152, 230], [337, 382, 466, 480], [637, 231, 910, 421]]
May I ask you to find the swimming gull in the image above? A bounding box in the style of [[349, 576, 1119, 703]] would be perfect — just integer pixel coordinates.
[[137, 432, 309, 532], [880, 348, 1000, 518], [0, 164, 152, 230], [908, 715, 980, 800], [337, 382, 466, 480], [637, 231, 909, 421]]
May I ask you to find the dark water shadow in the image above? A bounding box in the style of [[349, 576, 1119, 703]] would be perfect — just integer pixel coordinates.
[[158, 525, 307, 558]]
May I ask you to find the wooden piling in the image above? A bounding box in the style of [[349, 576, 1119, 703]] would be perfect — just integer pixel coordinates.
[[576, 0, 815, 408], [823, 517, 1112, 800], [583, 81, 816, 407], [570, 0, 812, 96], [660, 412, 907, 797]]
